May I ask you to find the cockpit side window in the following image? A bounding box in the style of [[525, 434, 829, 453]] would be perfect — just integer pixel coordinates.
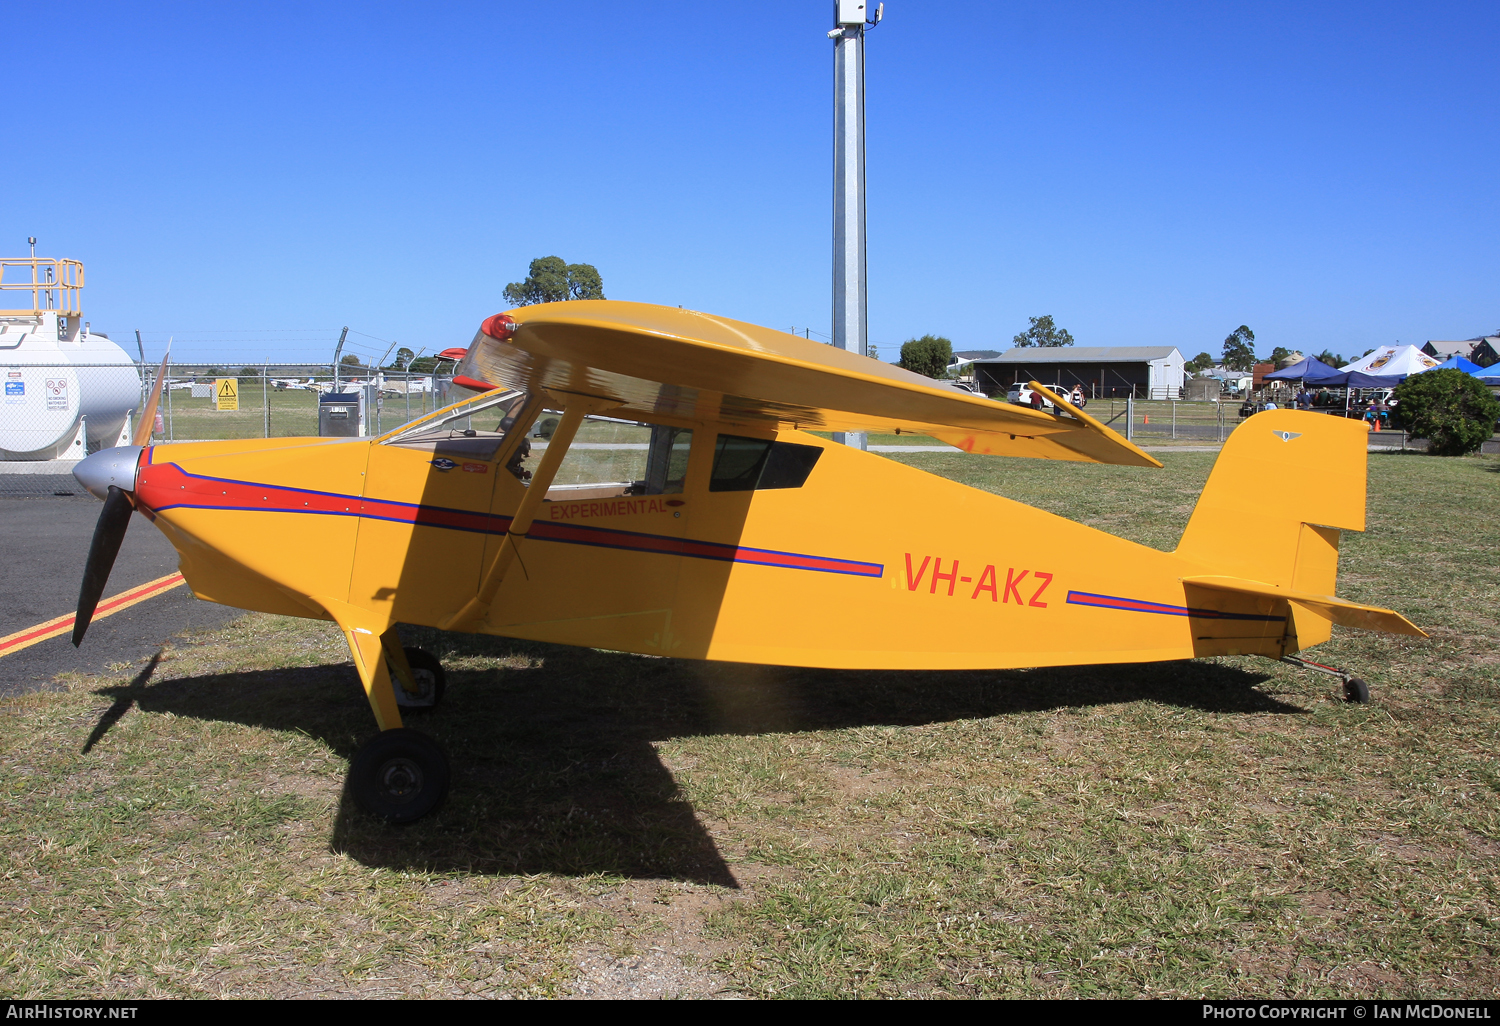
[[643, 425, 692, 495], [508, 411, 694, 499], [709, 435, 822, 492], [383, 390, 529, 461]]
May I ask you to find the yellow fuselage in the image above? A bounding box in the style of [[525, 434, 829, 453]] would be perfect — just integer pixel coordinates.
[[133, 414, 1314, 672]]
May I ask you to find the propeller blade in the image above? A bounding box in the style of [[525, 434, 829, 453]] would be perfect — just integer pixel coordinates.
[[132, 350, 171, 447], [73, 485, 135, 647]]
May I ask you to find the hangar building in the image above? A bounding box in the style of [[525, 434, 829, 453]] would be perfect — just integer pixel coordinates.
[[972, 346, 1186, 400]]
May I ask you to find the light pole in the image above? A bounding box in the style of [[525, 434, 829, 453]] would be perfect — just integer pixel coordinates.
[[332, 325, 348, 392], [830, 1, 882, 450]]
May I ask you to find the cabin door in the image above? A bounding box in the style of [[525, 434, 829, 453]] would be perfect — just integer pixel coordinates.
[[482, 412, 695, 655]]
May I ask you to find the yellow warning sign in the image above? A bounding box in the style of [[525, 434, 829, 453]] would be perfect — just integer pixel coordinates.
[[215, 378, 239, 411]]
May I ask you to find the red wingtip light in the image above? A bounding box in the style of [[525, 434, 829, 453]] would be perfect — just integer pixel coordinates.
[[481, 313, 518, 341]]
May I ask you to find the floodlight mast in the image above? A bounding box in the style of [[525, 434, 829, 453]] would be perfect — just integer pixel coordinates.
[[831, 1, 881, 450]]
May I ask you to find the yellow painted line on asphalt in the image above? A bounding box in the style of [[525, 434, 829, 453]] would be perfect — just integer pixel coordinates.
[[0, 572, 186, 658]]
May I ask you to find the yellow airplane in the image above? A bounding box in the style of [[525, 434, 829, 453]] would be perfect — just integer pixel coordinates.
[[71, 301, 1424, 823]]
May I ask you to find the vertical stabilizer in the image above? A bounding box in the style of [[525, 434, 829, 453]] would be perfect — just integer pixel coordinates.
[[1176, 411, 1370, 648]]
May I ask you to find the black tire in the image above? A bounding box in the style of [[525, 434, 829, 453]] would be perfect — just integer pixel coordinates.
[[1343, 677, 1370, 704], [390, 646, 446, 713], [349, 728, 450, 824]]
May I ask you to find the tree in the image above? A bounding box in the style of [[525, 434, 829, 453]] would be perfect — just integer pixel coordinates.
[[564, 262, 604, 301], [1184, 351, 1216, 374], [897, 335, 954, 378], [1269, 346, 1292, 366], [239, 366, 258, 376], [1314, 350, 1346, 368], [1391, 369, 1500, 456], [340, 354, 362, 367], [1012, 315, 1074, 348], [393, 347, 415, 370], [1221, 325, 1257, 371], [502, 256, 606, 307]]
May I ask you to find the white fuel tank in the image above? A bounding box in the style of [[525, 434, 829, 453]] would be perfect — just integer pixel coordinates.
[[0, 312, 141, 461]]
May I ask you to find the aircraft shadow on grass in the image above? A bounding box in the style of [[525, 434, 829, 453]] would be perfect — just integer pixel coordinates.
[[86, 639, 1300, 886]]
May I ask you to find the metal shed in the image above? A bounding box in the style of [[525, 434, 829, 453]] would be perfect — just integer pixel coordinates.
[[972, 346, 1186, 400]]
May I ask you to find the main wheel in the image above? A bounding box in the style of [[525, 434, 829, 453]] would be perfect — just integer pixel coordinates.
[[391, 646, 446, 713], [349, 728, 450, 823], [1343, 677, 1370, 704]]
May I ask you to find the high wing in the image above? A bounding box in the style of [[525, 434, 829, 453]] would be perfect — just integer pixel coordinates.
[[450, 300, 1162, 467]]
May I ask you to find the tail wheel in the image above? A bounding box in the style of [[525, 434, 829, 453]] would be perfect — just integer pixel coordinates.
[[1343, 678, 1370, 704], [391, 646, 446, 713], [350, 728, 450, 823]]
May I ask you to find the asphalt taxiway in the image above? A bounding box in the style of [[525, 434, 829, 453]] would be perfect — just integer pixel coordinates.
[[1, 495, 245, 696]]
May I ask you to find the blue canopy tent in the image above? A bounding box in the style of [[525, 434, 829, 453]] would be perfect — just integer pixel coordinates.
[[1473, 363, 1500, 383], [1262, 356, 1347, 385], [1426, 355, 1485, 375]]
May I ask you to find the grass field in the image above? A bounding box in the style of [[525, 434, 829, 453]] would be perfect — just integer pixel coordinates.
[[3, 450, 1497, 998]]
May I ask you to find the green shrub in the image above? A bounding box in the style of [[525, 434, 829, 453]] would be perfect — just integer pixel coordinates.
[[1392, 369, 1500, 456]]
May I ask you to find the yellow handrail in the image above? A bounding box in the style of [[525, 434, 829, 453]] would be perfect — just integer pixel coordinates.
[[0, 257, 84, 316]]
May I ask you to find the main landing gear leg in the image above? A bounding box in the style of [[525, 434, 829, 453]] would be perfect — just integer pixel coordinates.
[[334, 614, 451, 823], [1280, 654, 1370, 704]]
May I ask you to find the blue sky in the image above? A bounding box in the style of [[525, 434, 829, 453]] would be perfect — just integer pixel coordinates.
[[5, 1, 1496, 366]]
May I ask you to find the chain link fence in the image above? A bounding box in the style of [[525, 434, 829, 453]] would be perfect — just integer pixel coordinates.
[[1, 368, 452, 496], [1088, 398, 1235, 444], [149, 371, 450, 443], [11, 383, 1468, 499]]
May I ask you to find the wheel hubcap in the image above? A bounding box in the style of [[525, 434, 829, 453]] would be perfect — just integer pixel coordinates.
[[379, 757, 424, 804]]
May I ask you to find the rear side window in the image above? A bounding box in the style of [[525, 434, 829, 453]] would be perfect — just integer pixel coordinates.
[[709, 435, 822, 492]]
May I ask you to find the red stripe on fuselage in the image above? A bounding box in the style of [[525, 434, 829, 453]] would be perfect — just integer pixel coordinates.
[[134, 461, 883, 578]]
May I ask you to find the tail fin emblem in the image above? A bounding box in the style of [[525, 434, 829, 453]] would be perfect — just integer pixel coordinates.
[[1273, 431, 1302, 443]]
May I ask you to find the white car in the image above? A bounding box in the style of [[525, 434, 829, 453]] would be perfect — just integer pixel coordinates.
[[1005, 385, 1055, 410]]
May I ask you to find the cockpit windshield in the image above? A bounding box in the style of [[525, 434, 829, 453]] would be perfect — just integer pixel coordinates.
[[382, 389, 529, 461]]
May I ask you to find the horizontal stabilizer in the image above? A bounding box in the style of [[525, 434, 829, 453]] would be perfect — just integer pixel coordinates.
[[1183, 575, 1426, 637]]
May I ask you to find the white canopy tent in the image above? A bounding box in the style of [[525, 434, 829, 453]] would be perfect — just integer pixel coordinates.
[[1340, 345, 1441, 385]]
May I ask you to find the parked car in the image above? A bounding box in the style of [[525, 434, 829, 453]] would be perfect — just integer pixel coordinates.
[[1005, 385, 1055, 410]]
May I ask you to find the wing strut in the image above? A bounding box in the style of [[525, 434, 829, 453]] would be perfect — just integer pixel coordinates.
[[441, 394, 609, 631]]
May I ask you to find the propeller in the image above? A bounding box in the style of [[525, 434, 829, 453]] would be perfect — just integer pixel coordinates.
[[71, 350, 170, 647], [132, 349, 169, 447], [73, 485, 135, 646]]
